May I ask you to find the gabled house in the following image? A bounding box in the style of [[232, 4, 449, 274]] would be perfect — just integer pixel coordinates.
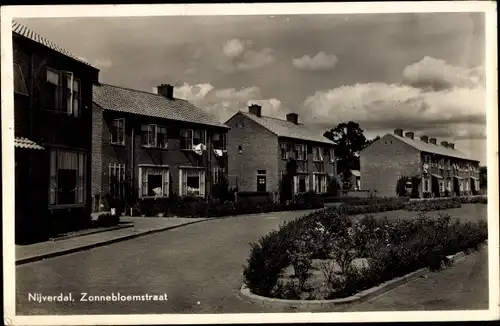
[[91, 83, 229, 210], [360, 129, 481, 198], [225, 104, 337, 200], [12, 21, 100, 243]]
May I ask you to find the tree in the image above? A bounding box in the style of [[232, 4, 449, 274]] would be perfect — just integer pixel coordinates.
[[323, 121, 378, 175], [479, 166, 487, 189]]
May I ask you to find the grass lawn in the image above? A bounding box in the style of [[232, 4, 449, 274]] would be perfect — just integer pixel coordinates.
[[352, 204, 487, 223]]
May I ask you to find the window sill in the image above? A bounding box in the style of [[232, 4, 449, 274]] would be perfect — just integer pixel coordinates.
[[140, 196, 169, 199], [110, 142, 125, 147]]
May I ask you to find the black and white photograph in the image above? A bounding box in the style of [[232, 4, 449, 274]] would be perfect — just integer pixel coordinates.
[[2, 2, 498, 325]]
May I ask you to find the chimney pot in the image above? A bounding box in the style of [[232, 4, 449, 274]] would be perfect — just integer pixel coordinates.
[[157, 84, 174, 100], [429, 138, 437, 145], [394, 129, 403, 137], [404, 131, 414, 139], [420, 135, 429, 143], [248, 104, 262, 117], [447, 142, 455, 149], [286, 113, 299, 124], [441, 141, 448, 147]]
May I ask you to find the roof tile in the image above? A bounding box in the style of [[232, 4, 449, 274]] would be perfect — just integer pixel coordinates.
[[239, 111, 335, 145], [93, 84, 229, 129], [14, 137, 44, 150], [12, 20, 96, 69]]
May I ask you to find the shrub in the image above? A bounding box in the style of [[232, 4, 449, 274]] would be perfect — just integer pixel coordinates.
[[459, 195, 487, 204], [406, 198, 461, 212]]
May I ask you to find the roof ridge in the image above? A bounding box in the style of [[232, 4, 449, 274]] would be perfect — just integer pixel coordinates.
[[242, 111, 305, 125], [98, 83, 187, 101]]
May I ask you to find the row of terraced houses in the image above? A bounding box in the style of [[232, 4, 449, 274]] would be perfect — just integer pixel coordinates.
[[12, 21, 481, 243]]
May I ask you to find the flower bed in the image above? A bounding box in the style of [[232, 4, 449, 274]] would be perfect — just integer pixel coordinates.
[[243, 209, 487, 300]]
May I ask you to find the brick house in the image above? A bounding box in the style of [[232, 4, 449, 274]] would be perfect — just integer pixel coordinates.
[[91, 83, 229, 210], [360, 129, 481, 198], [225, 104, 337, 200], [12, 21, 100, 243]]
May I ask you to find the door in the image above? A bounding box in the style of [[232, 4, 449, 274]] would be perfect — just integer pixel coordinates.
[[257, 175, 267, 192]]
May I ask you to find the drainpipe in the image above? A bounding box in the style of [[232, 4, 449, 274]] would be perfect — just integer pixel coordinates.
[[130, 125, 135, 216]]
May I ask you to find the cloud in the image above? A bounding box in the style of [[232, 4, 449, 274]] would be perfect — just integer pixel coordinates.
[[402, 56, 484, 91], [303, 57, 486, 141], [292, 51, 338, 71], [219, 38, 275, 73], [174, 82, 285, 122]]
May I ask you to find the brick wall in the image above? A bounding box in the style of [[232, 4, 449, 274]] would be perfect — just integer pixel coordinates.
[[91, 104, 104, 200], [360, 134, 421, 197], [225, 113, 279, 193]]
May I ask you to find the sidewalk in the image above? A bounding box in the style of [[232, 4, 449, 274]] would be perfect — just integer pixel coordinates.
[[15, 216, 210, 265]]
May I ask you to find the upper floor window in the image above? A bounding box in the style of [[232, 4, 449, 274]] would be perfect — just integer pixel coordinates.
[[329, 148, 335, 163], [423, 155, 431, 164], [110, 119, 125, 145], [280, 143, 287, 160], [212, 132, 227, 151], [312, 147, 323, 162], [141, 124, 168, 149], [13, 63, 29, 96], [46, 68, 81, 117], [294, 144, 307, 161], [181, 129, 206, 150]]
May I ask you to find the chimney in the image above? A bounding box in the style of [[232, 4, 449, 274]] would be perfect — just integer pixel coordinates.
[[248, 104, 262, 117], [429, 137, 437, 145], [447, 142, 455, 149], [404, 131, 414, 139], [394, 129, 403, 137], [420, 135, 429, 143], [441, 141, 448, 147], [286, 113, 299, 124], [157, 84, 174, 100]]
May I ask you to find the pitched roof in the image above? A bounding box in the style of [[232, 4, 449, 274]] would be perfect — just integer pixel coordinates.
[[93, 83, 229, 129], [12, 20, 97, 69], [390, 133, 478, 162], [237, 111, 335, 145], [14, 137, 44, 150]]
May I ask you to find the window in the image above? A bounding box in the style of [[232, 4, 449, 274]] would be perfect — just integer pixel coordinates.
[[45, 68, 80, 117], [213, 167, 226, 184], [459, 180, 464, 191], [280, 143, 288, 160], [439, 180, 444, 192], [313, 174, 327, 193], [446, 179, 452, 191], [329, 148, 335, 163], [294, 144, 307, 161], [445, 159, 451, 170], [13, 63, 28, 96], [109, 164, 126, 198], [256, 170, 267, 192], [423, 177, 430, 192], [49, 149, 86, 206], [238, 145, 243, 154], [212, 133, 227, 151], [179, 168, 206, 197], [312, 147, 323, 162], [180, 129, 206, 150], [405, 181, 413, 190], [423, 155, 431, 164], [141, 124, 168, 148], [295, 174, 310, 193], [139, 166, 169, 197], [110, 119, 125, 145], [141, 124, 157, 147]]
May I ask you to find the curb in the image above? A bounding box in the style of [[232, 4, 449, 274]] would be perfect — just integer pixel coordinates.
[[239, 247, 480, 310], [48, 223, 135, 242], [15, 219, 209, 266]]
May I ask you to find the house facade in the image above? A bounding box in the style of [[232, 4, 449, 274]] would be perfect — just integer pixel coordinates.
[[91, 83, 229, 210], [360, 129, 481, 198], [225, 104, 337, 200], [12, 21, 100, 243]]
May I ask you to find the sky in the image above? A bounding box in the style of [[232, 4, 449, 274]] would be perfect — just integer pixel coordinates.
[[19, 12, 487, 164]]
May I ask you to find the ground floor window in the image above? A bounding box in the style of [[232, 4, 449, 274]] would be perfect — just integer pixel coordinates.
[[459, 180, 464, 191], [180, 168, 206, 197], [109, 163, 126, 198], [439, 179, 444, 192], [294, 174, 310, 194], [313, 173, 327, 194], [139, 166, 169, 197], [212, 167, 225, 184], [423, 177, 430, 192], [49, 149, 86, 206]]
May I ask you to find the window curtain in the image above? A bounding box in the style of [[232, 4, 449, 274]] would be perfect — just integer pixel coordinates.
[[313, 175, 317, 193], [293, 176, 298, 194], [305, 175, 310, 192], [73, 79, 80, 117], [66, 74, 73, 115], [47, 70, 59, 85], [77, 153, 85, 203], [199, 170, 206, 197]]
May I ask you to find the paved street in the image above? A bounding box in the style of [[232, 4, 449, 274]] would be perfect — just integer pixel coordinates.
[[16, 208, 489, 315], [16, 210, 316, 315]]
